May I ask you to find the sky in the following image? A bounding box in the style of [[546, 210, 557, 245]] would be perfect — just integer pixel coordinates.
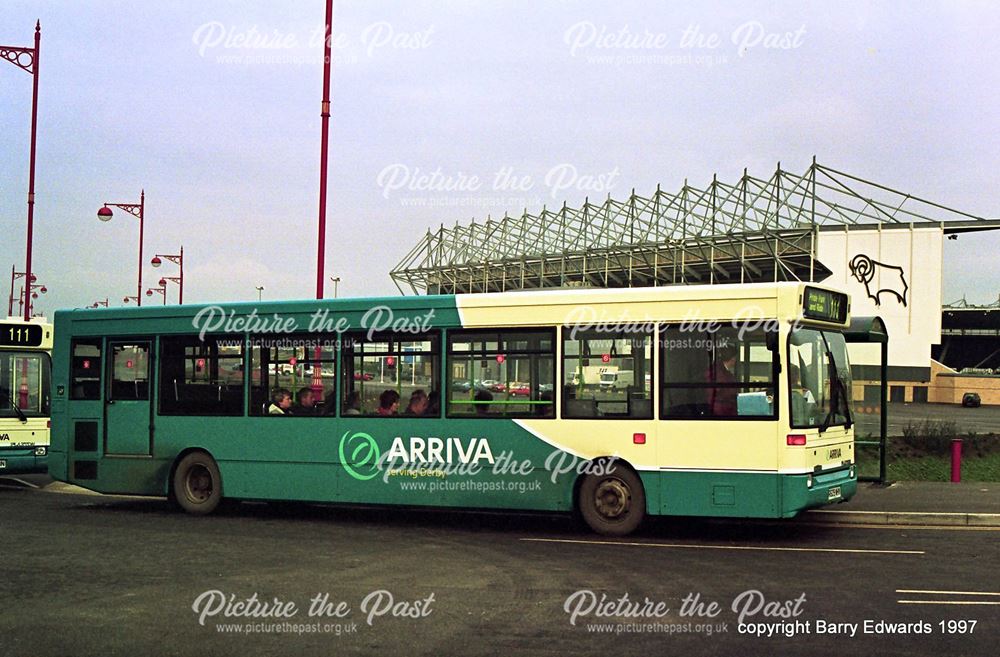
[[2, 0, 999, 316]]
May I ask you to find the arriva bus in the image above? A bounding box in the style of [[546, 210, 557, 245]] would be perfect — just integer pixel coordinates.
[[49, 283, 856, 535], [1, 318, 52, 475]]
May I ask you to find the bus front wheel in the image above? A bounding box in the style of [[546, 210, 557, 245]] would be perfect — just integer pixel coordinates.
[[172, 451, 223, 515], [578, 465, 646, 536]]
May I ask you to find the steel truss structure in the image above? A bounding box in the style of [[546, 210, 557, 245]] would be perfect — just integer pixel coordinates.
[[391, 159, 993, 295]]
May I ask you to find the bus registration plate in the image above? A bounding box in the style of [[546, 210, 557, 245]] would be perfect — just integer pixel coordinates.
[[0, 460, 6, 469], [828, 486, 841, 501]]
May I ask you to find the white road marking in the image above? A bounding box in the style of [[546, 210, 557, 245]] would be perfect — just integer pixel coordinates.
[[521, 537, 924, 555], [896, 589, 1000, 596], [897, 600, 1000, 605]]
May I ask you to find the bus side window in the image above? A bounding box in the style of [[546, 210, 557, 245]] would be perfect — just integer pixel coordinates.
[[70, 340, 102, 400]]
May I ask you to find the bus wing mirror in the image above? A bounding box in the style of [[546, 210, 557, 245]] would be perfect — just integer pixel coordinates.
[[765, 330, 778, 351]]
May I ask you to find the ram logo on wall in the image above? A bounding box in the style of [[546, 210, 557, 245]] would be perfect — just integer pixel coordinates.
[[816, 226, 942, 370], [849, 254, 909, 307]]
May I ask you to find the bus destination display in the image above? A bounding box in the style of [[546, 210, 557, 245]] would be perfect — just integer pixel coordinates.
[[0, 323, 44, 348], [802, 287, 848, 324]]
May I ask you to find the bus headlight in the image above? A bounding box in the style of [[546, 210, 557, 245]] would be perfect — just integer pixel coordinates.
[[35, 446, 47, 456]]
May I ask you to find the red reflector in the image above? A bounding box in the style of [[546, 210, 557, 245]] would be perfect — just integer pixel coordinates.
[[47, 420, 51, 428], [787, 434, 807, 446], [633, 433, 646, 445]]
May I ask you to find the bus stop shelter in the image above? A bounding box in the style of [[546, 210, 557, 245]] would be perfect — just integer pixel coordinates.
[[845, 316, 888, 484]]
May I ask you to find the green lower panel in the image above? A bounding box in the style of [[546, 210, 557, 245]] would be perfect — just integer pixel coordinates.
[[654, 471, 782, 517], [780, 467, 857, 518], [650, 468, 857, 518], [0, 449, 47, 475]]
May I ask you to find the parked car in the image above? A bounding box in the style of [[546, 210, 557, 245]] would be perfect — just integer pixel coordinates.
[[962, 392, 981, 408], [353, 372, 374, 381], [508, 383, 531, 396]]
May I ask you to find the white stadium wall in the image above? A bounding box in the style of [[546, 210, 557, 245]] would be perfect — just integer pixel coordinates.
[[816, 226, 943, 373]]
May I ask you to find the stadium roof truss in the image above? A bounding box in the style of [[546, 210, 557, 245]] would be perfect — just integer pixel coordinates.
[[390, 159, 996, 295]]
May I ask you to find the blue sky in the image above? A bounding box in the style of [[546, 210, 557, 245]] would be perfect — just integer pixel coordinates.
[[1, 0, 998, 314]]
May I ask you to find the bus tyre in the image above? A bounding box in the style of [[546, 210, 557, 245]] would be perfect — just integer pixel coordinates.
[[173, 451, 223, 515], [578, 466, 646, 536]]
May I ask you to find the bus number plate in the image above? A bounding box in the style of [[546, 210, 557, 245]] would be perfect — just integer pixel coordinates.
[[828, 486, 841, 501], [828, 448, 842, 460], [0, 460, 6, 469]]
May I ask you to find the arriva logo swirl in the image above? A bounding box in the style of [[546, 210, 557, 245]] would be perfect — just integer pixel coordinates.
[[339, 431, 381, 481]]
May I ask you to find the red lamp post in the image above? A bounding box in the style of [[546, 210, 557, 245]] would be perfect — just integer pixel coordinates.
[[89, 298, 109, 308], [8, 267, 36, 317], [98, 190, 145, 306], [18, 280, 46, 318], [123, 295, 140, 305], [151, 246, 183, 304], [146, 285, 167, 305], [1, 21, 42, 321]]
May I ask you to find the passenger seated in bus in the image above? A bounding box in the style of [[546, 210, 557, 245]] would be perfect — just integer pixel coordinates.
[[268, 389, 292, 415], [403, 389, 429, 416], [290, 387, 317, 415], [377, 389, 400, 416], [789, 363, 817, 421], [427, 390, 440, 416], [474, 389, 492, 416], [788, 364, 816, 404], [342, 390, 361, 415], [706, 345, 738, 416]]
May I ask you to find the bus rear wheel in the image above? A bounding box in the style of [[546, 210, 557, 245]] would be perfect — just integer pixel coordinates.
[[578, 466, 646, 536], [172, 451, 223, 515]]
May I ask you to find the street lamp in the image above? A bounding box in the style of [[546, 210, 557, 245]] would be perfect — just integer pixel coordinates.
[[2, 21, 42, 321], [123, 295, 140, 305], [8, 267, 37, 317], [89, 298, 109, 308], [97, 190, 145, 306], [255, 286, 265, 302], [329, 276, 341, 299], [146, 285, 167, 305], [18, 280, 46, 317], [151, 246, 184, 304]]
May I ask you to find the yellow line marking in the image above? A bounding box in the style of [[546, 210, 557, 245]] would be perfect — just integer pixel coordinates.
[[520, 537, 924, 555], [898, 601, 1000, 606], [896, 590, 1000, 597]]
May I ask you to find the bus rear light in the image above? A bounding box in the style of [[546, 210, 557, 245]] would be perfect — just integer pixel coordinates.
[[786, 434, 807, 446], [806, 474, 813, 489], [47, 420, 51, 428], [633, 433, 646, 445]]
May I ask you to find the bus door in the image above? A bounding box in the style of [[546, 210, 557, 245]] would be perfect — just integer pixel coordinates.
[[105, 341, 153, 456]]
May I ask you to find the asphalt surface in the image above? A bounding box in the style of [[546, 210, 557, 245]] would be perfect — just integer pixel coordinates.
[[854, 403, 1000, 437], [2, 481, 998, 657]]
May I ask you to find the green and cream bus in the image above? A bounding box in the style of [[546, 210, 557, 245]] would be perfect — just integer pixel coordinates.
[[1, 318, 52, 475], [49, 283, 856, 535]]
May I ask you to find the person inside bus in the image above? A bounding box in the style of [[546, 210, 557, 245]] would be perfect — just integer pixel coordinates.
[[403, 389, 429, 416], [789, 363, 817, 421], [788, 364, 816, 404], [290, 387, 317, 415], [268, 389, 292, 415], [427, 390, 440, 416], [377, 389, 400, 416], [342, 390, 361, 415], [706, 344, 738, 416], [474, 389, 492, 416]]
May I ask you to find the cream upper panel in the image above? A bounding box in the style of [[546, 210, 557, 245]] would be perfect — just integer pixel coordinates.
[[454, 284, 800, 328]]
